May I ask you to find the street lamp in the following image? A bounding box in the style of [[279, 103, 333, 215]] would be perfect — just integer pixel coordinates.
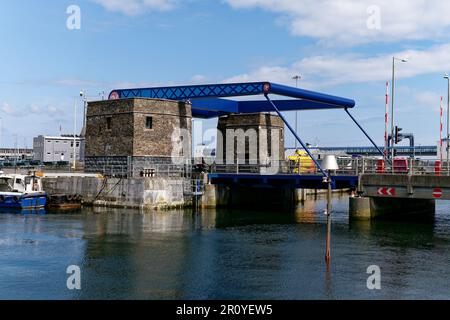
[[390, 57, 408, 162], [80, 90, 87, 137], [72, 97, 77, 170], [444, 73, 450, 173], [292, 75, 301, 150]]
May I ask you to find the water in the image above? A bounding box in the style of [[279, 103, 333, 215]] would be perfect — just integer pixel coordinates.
[[0, 195, 450, 300]]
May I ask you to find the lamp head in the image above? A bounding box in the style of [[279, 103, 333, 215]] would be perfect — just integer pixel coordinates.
[[322, 155, 339, 171], [394, 57, 408, 63]]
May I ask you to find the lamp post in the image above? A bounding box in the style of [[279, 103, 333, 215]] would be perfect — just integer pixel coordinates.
[[444, 74, 450, 174], [322, 155, 339, 264], [292, 75, 301, 150], [390, 57, 408, 163], [80, 90, 87, 137], [73, 97, 77, 171]]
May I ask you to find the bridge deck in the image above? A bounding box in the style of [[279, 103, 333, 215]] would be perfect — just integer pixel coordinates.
[[208, 173, 358, 190]]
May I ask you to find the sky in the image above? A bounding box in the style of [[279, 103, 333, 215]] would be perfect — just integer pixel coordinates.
[[1, 0, 450, 149]]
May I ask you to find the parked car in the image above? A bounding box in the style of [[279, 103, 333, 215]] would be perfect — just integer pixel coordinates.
[[29, 160, 42, 166]]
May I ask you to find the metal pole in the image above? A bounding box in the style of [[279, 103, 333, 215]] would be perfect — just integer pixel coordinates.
[[447, 77, 450, 175], [391, 57, 395, 163], [83, 97, 87, 135], [385, 82, 389, 158], [264, 94, 328, 177], [440, 96, 444, 163], [73, 97, 77, 170], [345, 108, 390, 164], [292, 75, 301, 150], [325, 176, 332, 264]]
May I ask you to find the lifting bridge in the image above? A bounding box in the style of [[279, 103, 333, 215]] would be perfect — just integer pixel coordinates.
[[109, 82, 384, 190]]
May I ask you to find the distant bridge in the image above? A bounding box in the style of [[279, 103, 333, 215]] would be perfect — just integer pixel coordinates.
[[286, 146, 438, 157]]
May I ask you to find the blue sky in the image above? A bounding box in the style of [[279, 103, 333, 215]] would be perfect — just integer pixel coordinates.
[[1, 0, 450, 148]]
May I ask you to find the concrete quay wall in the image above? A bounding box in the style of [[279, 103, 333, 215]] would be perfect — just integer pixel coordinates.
[[349, 196, 435, 220], [42, 176, 192, 210]]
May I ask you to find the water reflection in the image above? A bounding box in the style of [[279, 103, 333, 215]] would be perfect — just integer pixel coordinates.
[[0, 196, 449, 299]]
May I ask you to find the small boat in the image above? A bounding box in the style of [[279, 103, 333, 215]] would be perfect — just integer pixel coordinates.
[[0, 173, 47, 210], [47, 194, 83, 211]]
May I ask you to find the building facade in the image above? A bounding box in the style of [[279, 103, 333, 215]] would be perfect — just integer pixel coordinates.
[[85, 98, 192, 177], [33, 135, 85, 163], [0, 149, 34, 161]]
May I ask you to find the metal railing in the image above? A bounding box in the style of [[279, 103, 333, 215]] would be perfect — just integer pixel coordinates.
[[7, 156, 448, 178], [97, 163, 194, 179], [209, 158, 450, 177]]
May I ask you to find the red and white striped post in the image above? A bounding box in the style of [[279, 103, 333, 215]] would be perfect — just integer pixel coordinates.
[[441, 96, 444, 162], [385, 82, 390, 158]]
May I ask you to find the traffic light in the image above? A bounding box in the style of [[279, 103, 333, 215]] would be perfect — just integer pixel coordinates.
[[394, 126, 403, 144]]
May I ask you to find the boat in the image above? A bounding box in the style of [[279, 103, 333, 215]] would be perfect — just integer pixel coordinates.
[[0, 173, 47, 210], [47, 194, 83, 211]]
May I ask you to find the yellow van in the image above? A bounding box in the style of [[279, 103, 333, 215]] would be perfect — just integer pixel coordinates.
[[288, 150, 316, 174]]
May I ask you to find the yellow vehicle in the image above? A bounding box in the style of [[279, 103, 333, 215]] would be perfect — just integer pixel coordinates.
[[288, 150, 316, 174]]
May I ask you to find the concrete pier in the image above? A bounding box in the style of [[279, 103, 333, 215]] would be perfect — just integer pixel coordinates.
[[200, 183, 295, 209], [349, 196, 436, 220], [42, 176, 192, 210]]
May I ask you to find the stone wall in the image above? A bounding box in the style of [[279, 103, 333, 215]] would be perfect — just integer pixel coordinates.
[[217, 113, 285, 165], [86, 98, 192, 158], [42, 176, 192, 210], [85, 98, 192, 177], [85, 99, 135, 157]]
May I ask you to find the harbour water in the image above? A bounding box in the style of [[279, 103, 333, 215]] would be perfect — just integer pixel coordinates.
[[0, 195, 449, 300]]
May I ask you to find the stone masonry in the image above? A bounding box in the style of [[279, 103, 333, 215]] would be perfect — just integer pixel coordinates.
[[216, 113, 285, 165], [85, 98, 192, 177]]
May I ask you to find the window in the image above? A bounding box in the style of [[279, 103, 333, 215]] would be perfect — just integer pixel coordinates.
[[145, 116, 153, 129], [106, 117, 112, 130]]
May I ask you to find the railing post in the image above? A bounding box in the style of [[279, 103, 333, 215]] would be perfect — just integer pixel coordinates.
[[362, 158, 365, 174], [409, 158, 413, 176]]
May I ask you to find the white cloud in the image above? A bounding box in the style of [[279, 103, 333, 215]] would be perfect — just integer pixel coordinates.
[[225, 43, 450, 87], [225, 0, 450, 45], [30, 104, 41, 114], [54, 79, 103, 87], [414, 91, 443, 113], [93, 0, 177, 15], [1, 102, 20, 117], [1, 102, 66, 118]]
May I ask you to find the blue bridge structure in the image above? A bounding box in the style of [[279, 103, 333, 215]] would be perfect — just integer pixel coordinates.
[[109, 82, 384, 190]]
